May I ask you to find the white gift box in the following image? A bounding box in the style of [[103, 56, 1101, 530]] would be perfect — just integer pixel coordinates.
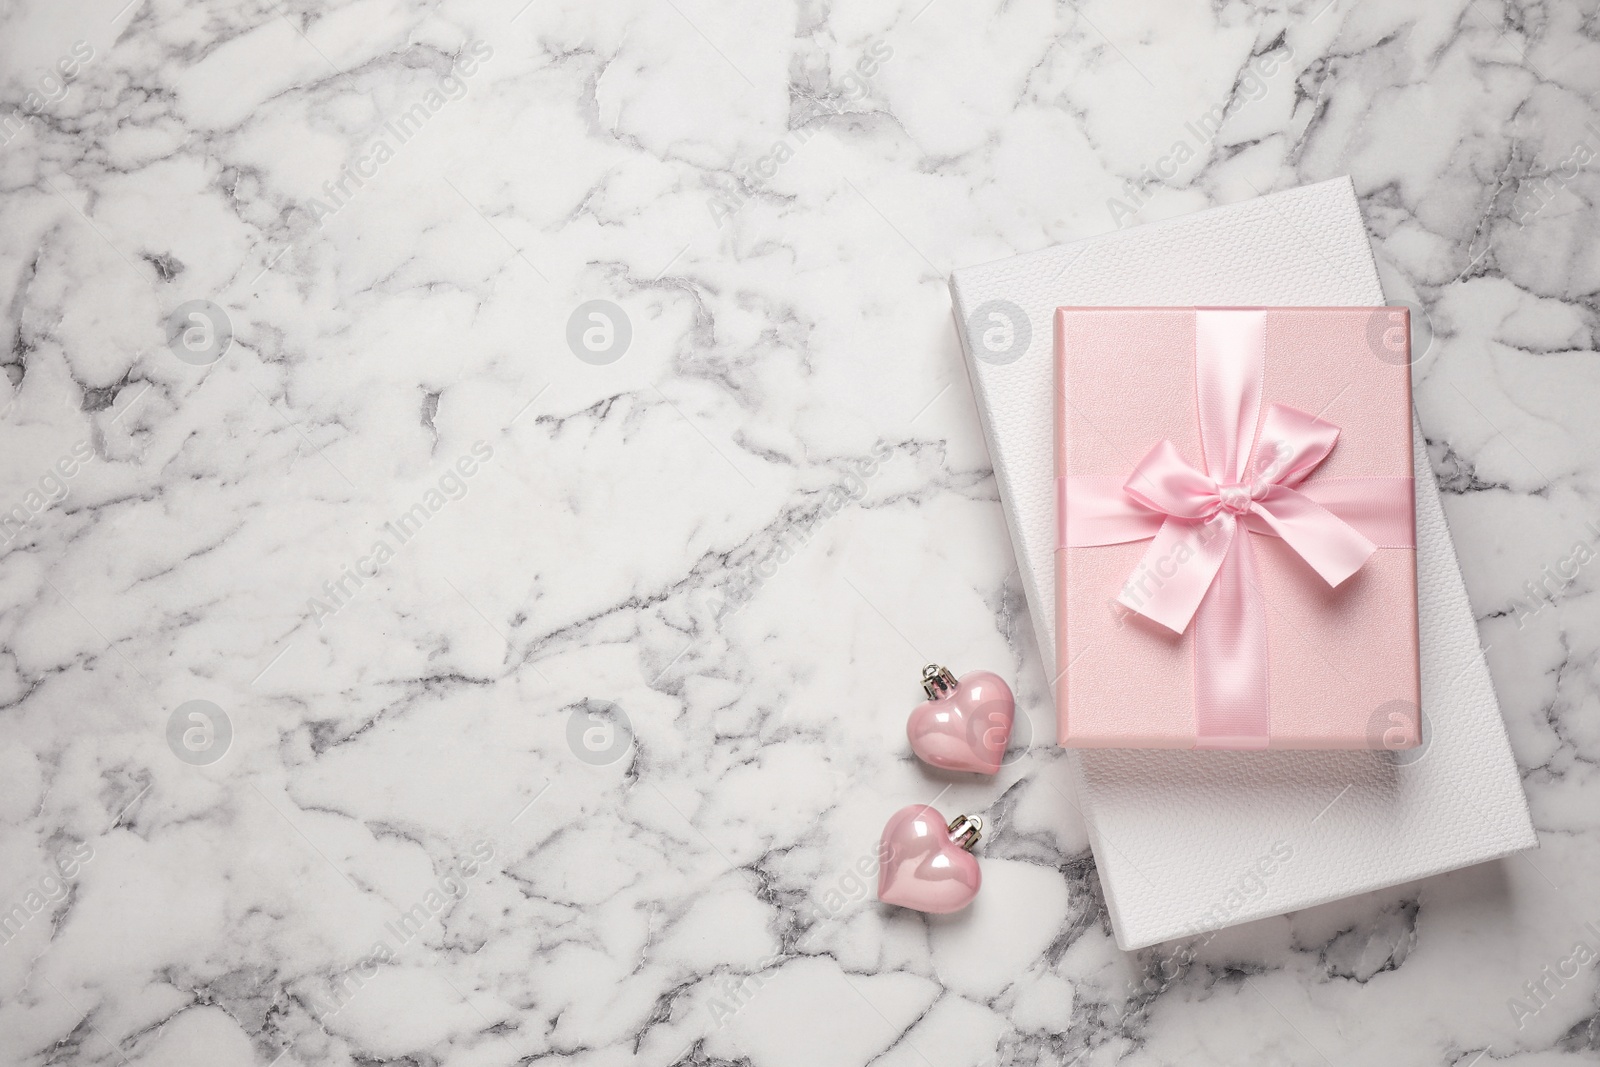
[[950, 177, 1536, 950]]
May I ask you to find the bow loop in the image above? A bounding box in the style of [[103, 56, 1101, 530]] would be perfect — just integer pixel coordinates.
[[1123, 441, 1225, 520], [1116, 397, 1375, 635], [1248, 485, 1375, 588], [1113, 404, 1376, 639], [1252, 403, 1341, 488]]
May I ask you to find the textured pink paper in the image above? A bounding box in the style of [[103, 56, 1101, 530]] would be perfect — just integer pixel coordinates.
[[1053, 308, 1420, 749]]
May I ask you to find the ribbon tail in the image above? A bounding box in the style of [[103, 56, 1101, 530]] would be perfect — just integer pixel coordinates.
[[1250, 485, 1377, 587], [1115, 515, 1236, 634], [1192, 526, 1271, 749]]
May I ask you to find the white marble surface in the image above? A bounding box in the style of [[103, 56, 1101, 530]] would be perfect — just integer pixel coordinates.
[[0, 0, 1597, 1064]]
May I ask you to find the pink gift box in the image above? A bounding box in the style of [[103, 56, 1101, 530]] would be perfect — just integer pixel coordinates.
[[1054, 307, 1420, 750]]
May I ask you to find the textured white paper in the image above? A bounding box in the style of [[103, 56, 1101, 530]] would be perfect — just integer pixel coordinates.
[[950, 178, 1537, 950]]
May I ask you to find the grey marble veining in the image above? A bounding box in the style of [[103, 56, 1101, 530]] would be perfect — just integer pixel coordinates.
[[0, 0, 1597, 1065]]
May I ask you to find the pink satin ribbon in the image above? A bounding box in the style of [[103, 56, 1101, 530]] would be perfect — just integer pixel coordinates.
[[1059, 309, 1415, 748]]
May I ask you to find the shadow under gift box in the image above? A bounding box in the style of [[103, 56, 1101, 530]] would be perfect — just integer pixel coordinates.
[[1054, 307, 1419, 750]]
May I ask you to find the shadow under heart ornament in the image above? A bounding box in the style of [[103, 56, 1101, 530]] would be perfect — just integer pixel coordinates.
[[877, 805, 983, 914], [906, 664, 1015, 774]]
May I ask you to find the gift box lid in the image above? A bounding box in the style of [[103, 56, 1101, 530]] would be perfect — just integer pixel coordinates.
[[1055, 306, 1419, 750]]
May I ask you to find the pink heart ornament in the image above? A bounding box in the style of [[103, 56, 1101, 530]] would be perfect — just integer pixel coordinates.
[[906, 667, 1015, 774], [877, 804, 982, 914]]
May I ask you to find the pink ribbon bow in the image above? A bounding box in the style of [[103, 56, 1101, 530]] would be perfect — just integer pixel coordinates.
[[1061, 310, 1415, 747]]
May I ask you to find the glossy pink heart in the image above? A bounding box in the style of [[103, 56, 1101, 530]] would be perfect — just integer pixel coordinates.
[[877, 804, 981, 914], [906, 668, 1014, 774]]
